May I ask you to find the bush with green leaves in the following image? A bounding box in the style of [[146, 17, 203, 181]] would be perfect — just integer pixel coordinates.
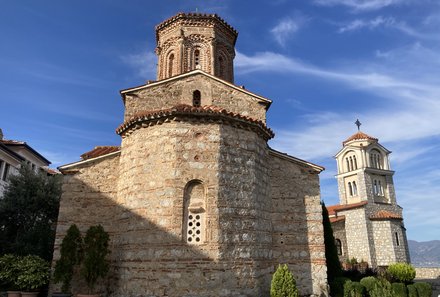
[[0, 254, 21, 290], [15, 255, 50, 291], [81, 225, 110, 294], [270, 264, 299, 297], [387, 263, 416, 283], [53, 224, 83, 293], [360, 276, 377, 293], [391, 282, 408, 297], [330, 277, 350, 297], [369, 279, 393, 297], [343, 280, 365, 297], [407, 284, 418, 297], [413, 282, 432, 297]]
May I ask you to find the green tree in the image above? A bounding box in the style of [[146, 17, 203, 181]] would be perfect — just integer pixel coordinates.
[[81, 225, 110, 294], [0, 164, 61, 261], [270, 264, 299, 297], [321, 202, 342, 282], [53, 224, 83, 293]]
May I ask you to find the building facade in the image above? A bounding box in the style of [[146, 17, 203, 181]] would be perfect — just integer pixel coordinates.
[[328, 130, 410, 268], [54, 13, 328, 297], [0, 129, 52, 196]]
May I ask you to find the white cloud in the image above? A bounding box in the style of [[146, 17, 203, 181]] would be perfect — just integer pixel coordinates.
[[338, 16, 395, 33], [270, 18, 300, 46], [314, 0, 404, 11], [121, 51, 157, 79]]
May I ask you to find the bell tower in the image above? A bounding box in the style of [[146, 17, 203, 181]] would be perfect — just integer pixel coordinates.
[[155, 13, 237, 83]]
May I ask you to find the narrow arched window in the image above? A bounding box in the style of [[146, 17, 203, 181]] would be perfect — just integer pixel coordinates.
[[335, 239, 343, 255], [346, 158, 350, 172], [193, 90, 201, 107], [218, 56, 224, 77], [352, 181, 357, 196], [395, 232, 400, 246], [168, 53, 174, 77], [183, 180, 206, 244], [353, 156, 358, 169], [350, 157, 354, 171], [378, 180, 383, 196], [373, 180, 378, 195], [348, 182, 353, 196], [194, 49, 200, 69]]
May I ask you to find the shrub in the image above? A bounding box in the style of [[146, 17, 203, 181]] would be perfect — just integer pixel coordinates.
[[270, 264, 299, 297], [391, 282, 408, 297], [413, 282, 432, 297], [407, 284, 418, 297], [330, 277, 350, 297], [387, 263, 416, 283], [81, 225, 110, 294], [53, 224, 83, 293], [15, 255, 50, 291], [360, 276, 377, 293], [0, 254, 20, 290], [343, 280, 365, 297], [369, 279, 393, 297]]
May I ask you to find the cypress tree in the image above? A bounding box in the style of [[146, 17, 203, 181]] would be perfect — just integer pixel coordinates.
[[322, 201, 342, 282]]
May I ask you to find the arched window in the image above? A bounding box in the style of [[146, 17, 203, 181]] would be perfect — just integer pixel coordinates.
[[183, 180, 206, 244], [335, 239, 343, 255], [348, 182, 353, 196], [194, 49, 200, 69], [193, 90, 201, 107], [395, 232, 400, 246], [378, 180, 383, 196], [370, 150, 382, 169], [350, 157, 354, 171], [346, 158, 350, 172], [373, 180, 378, 195], [352, 181, 358, 196], [218, 56, 224, 77], [168, 53, 175, 77], [353, 156, 358, 169]]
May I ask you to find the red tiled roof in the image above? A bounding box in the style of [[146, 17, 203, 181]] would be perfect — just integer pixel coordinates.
[[330, 216, 346, 223], [343, 131, 378, 145], [116, 104, 274, 140], [80, 146, 120, 160], [327, 201, 368, 216], [370, 210, 402, 220]]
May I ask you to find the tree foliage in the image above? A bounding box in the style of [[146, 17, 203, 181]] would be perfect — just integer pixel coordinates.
[[0, 165, 61, 261], [81, 225, 110, 294], [387, 263, 416, 284], [54, 224, 83, 293], [270, 264, 299, 297], [321, 202, 342, 282]]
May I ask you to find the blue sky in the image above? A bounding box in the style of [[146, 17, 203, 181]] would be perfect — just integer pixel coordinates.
[[1, 0, 439, 242]]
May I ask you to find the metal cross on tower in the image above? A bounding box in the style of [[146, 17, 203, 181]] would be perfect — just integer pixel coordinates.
[[355, 119, 361, 131]]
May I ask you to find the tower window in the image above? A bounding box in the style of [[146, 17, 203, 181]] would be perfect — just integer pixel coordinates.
[[168, 53, 175, 77], [348, 182, 353, 196], [395, 232, 400, 246], [335, 239, 343, 255], [352, 181, 358, 196], [194, 49, 200, 69], [193, 90, 201, 107], [218, 56, 224, 77]]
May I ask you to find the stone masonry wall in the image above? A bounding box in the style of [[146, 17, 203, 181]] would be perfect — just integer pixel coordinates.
[[123, 73, 267, 122], [371, 220, 396, 266], [341, 208, 375, 265], [269, 154, 328, 297], [332, 220, 348, 263], [113, 121, 272, 297], [52, 153, 121, 295]]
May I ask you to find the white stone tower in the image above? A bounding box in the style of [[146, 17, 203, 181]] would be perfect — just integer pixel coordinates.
[[329, 122, 410, 268]]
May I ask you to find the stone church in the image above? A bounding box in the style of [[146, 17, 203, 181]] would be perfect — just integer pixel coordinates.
[[327, 128, 410, 268], [55, 13, 328, 297]]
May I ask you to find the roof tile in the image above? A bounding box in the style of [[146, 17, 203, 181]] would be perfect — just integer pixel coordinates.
[[80, 146, 120, 160]]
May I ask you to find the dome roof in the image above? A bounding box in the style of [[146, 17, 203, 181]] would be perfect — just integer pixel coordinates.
[[342, 131, 378, 145]]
